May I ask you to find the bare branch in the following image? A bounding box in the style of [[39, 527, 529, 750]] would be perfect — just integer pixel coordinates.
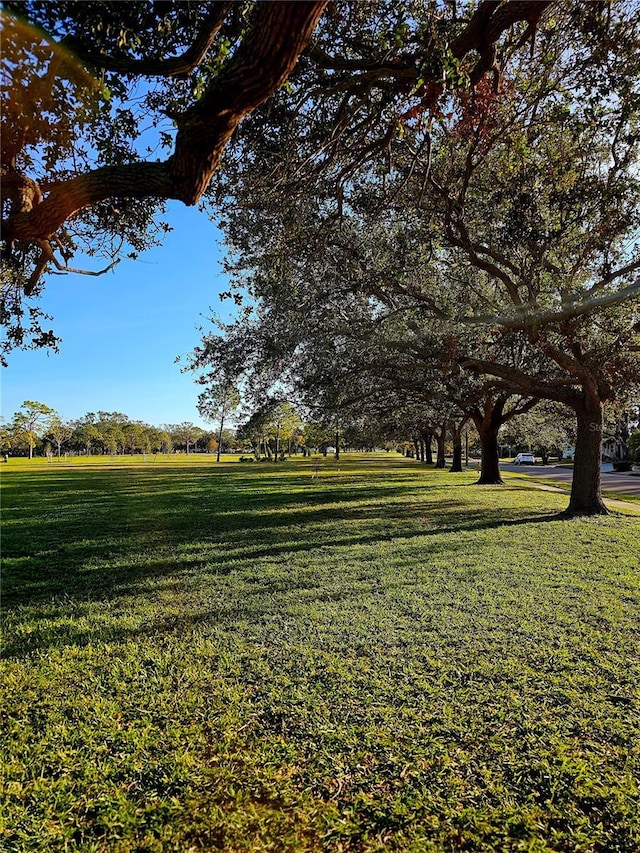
[[49, 258, 120, 277], [22, 238, 120, 295], [586, 258, 640, 295]]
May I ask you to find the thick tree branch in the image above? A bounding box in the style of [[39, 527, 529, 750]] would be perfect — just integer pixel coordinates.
[[8, 162, 176, 245], [447, 225, 523, 304], [65, 4, 235, 78], [586, 258, 640, 295], [463, 278, 640, 328], [458, 355, 583, 405], [307, 1, 553, 88], [452, 1, 553, 83], [307, 45, 417, 78], [4, 1, 328, 288], [501, 395, 541, 422], [170, 0, 329, 202]]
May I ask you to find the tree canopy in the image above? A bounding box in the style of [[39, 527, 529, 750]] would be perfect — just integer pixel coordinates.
[[2, 0, 556, 360], [1, 0, 328, 358], [190, 0, 640, 514]]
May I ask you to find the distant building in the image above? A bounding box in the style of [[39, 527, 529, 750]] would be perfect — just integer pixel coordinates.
[[562, 433, 627, 462], [601, 433, 627, 461]]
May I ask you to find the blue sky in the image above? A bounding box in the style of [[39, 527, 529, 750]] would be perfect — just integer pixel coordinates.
[[1, 203, 236, 428]]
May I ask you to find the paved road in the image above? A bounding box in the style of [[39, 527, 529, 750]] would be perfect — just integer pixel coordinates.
[[498, 462, 640, 498]]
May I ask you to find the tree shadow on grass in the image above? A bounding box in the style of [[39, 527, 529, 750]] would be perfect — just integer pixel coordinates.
[[2, 490, 563, 609], [4, 502, 586, 661], [1, 460, 571, 626], [1, 524, 493, 657]]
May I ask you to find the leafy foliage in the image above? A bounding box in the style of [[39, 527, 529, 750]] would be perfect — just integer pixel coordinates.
[[1, 0, 328, 355]]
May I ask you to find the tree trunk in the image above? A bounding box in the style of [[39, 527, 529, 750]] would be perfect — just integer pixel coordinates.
[[566, 400, 608, 515], [449, 426, 463, 472], [435, 425, 446, 468], [216, 414, 224, 462], [422, 431, 434, 465], [468, 396, 508, 485], [476, 424, 503, 484]]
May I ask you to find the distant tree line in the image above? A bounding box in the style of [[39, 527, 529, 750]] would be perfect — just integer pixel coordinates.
[[0, 403, 240, 458], [0, 398, 395, 460], [3, 398, 638, 467]]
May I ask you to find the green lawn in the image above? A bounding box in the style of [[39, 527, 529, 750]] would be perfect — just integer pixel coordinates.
[[2, 454, 639, 852]]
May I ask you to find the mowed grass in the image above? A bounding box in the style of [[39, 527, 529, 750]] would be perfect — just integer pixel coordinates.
[[1, 454, 639, 853]]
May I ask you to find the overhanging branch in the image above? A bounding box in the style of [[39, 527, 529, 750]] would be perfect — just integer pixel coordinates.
[[461, 278, 640, 328], [5, 1, 329, 292], [64, 4, 235, 78], [458, 355, 582, 405]]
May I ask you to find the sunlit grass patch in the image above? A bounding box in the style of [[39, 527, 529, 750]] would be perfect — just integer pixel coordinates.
[[1, 454, 639, 851]]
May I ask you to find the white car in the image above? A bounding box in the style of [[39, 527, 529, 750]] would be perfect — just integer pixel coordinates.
[[514, 453, 535, 465]]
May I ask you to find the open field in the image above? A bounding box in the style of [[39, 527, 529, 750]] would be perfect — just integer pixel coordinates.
[[2, 454, 639, 852]]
